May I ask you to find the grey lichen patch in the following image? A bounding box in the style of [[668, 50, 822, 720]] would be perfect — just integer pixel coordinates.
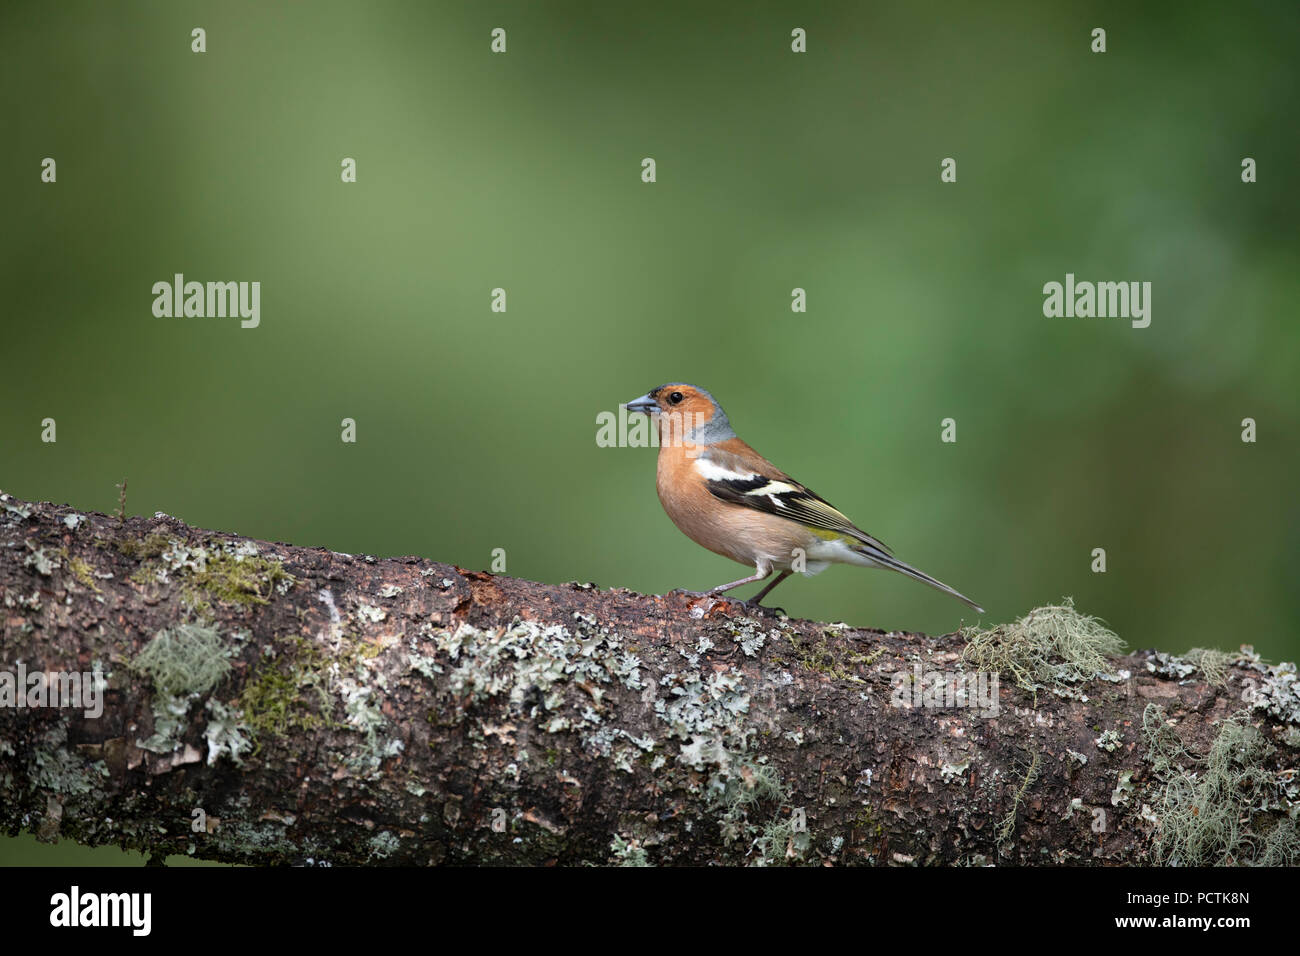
[[1235, 649, 1300, 725], [132, 622, 230, 698], [1145, 651, 1196, 680], [961, 598, 1125, 697], [611, 650, 643, 690], [407, 653, 443, 680], [1, 492, 33, 521], [722, 616, 788, 658], [656, 666, 752, 772], [941, 759, 971, 784], [204, 699, 253, 767], [367, 830, 401, 861], [423, 610, 790, 859], [609, 834, 651, 866], [338, 666, 402, 776], [1050, 683, 1090, 703], [29, 726, 109, 796], [431, 613, 645, 733], [649, 635, 802, 859], [1144, 706, 1299, 866], [23, 544, 58, 577], [356, 603, 387, 625], [317, 634, 403, 780], [1147, 647, 1234, 688], [431, 612, 664, 778], [3, 588, 43, 612], [211, 820, 300, 862], [1094, 729, 1123, 753], [580, 722, 656, 773], [136, 693, 194, 753], [1111, 769, 1136, 806], [131, 622, 232, 754]]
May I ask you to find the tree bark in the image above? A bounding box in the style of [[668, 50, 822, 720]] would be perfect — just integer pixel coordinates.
[[1, 491, 1296, 866]]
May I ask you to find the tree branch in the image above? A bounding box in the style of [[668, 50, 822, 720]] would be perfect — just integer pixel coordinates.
[[1, 491, 1296, 865]]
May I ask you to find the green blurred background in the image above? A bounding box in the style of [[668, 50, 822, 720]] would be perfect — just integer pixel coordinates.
[[2, 1, 1297, 863]]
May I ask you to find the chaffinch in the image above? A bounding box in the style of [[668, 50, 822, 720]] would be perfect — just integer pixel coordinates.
[[624, 383, 983, 612]]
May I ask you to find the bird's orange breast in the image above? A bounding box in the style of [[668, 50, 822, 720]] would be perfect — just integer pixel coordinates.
[[654, 440, 810, 569]]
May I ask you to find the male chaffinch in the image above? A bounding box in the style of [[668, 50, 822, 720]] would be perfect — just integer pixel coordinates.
[[624, 383, 983, 612]]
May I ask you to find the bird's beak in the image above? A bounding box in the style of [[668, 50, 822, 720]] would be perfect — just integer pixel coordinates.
[[624, 392, 658, 415]]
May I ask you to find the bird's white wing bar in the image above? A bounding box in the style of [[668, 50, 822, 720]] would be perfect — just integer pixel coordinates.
[[692, 458, 758, 483]]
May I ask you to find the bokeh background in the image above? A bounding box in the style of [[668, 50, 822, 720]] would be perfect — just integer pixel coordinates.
[[2, 1, 1297, 863]]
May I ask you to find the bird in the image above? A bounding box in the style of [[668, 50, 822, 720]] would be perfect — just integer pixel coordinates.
[[623, 383, 983, 612]]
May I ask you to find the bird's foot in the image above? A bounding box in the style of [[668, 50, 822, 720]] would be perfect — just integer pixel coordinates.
[[667, 589, 788, 621], [730, 598, 787, 618]]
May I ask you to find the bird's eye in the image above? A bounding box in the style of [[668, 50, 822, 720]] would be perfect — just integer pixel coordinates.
[[668, 391, 684, 405]]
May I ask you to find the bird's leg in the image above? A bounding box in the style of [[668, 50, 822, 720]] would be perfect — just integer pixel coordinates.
[[707, 564, 771, 596], [672, 565, 770, 599], [748, 570, 792, 606]]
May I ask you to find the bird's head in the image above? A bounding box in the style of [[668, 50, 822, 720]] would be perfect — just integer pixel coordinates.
[[623, 383, 736, 446]]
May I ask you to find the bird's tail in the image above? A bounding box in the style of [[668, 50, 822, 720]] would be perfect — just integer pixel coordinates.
[[852, 545, 984, 613]]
